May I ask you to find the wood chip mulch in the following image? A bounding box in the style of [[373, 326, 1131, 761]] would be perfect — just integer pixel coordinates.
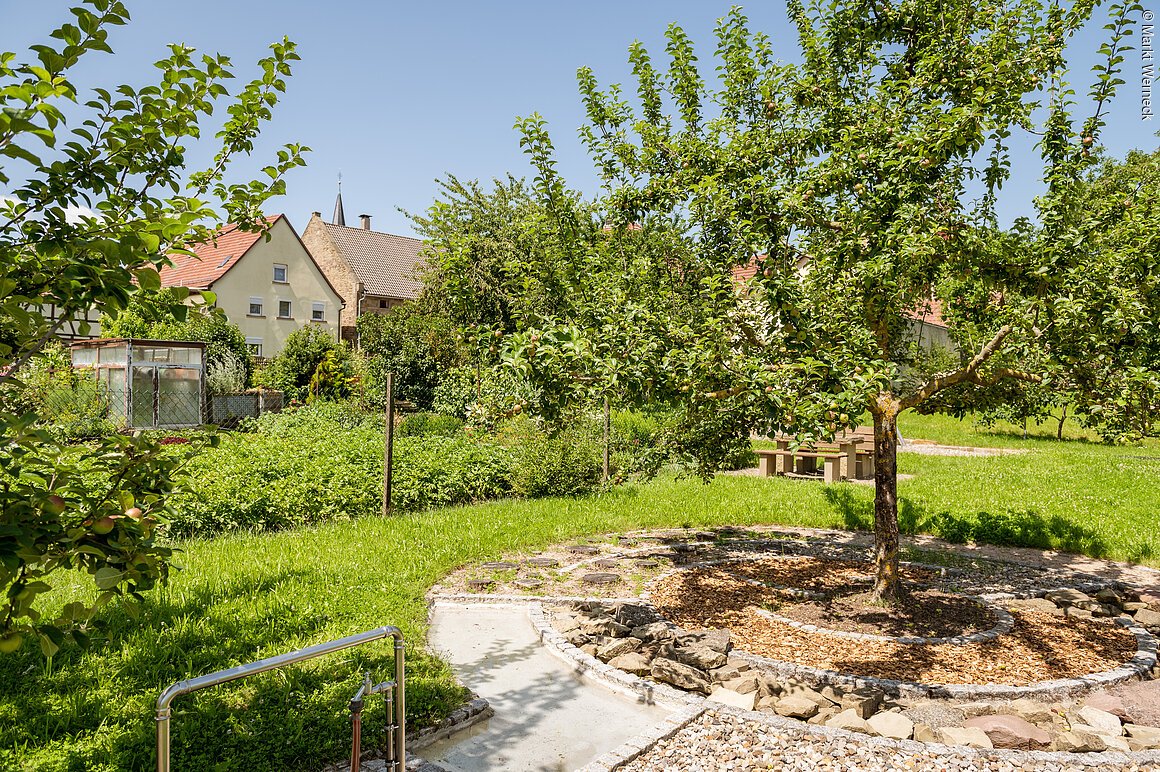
[[649, 571, 1138, 686]]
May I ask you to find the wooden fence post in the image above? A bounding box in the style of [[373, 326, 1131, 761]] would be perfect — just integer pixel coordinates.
[[603, 393, 611, 483], [383, 372, 395, 516]]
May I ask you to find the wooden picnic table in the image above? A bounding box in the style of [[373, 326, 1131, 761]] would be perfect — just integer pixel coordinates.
[[755, 427, 877, 482]]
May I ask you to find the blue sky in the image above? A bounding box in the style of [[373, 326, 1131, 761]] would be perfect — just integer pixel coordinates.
[[2, 1, 1157, 237]]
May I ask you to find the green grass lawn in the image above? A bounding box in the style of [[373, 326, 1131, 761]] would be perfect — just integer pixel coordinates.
[[3, 413, 1158, 770]]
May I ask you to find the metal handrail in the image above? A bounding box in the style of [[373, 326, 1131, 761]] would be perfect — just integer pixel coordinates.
[[156, 626, 405, 772]]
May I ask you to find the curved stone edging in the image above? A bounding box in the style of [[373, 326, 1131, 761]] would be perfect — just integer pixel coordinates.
[[751, 597, 1015, 646], [525, 599, 1160, 768]]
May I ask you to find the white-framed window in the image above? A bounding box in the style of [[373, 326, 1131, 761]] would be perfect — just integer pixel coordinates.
[[248, 297, 263, 316], [245, 337, 263, 357], [311, 302, 326, 322], [277, 300, 292, 319], [273, 263, 288, 283]]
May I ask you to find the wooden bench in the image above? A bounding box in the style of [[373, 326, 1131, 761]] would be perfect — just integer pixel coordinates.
[[756, 450, 845, 484]]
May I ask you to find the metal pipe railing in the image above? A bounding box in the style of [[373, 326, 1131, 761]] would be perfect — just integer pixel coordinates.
[[156, 626, 405, 772]]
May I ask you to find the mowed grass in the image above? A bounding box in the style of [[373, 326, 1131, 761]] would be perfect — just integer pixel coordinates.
[[2, 413, 1158, 770]]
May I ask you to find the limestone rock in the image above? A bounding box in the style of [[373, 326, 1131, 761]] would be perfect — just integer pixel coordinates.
[[1007, 698, 1056, 725], [554, 614, 580, 633], [579, 617, 631, 637], [564, 630, 591, 647], [826, 708, 876, 735], [631, 621, 677, 644], [723, 675, 759, 695], [1045, 588, 1091, 607], [710, 665, 742, 684], [913, 723, 939, 743], [580, 643, 598, 658], [1083, 693, 1135, 724], [840, 687, 884, 719], [597, 636, 642, 662], [650, 657, 711, 694], [614, 603, 659, 629], [708, 686, 756, 711], [1096, 587, 1126, 606], [1069, 705, 1123, 736], [867, 712, 914, 740], [1135, 608, 1160, 628], [1053, 729, 1108, 753], [781, 683, 834, 709], [938, 726, 994, 749], [1124, 601, 1149, 613], [677, 628, 731, 653], [963, 715, 1052, 750], [959, 702, 997, 718], [774, 694, 820, 719], [608, 652, 651, 676], [1064, 606, 1093, 620], [1007, 598, 1064, 616], [1125, 723, 1160, 749], [673, 642, 728, 671], [1101, 734, 1131, 752]]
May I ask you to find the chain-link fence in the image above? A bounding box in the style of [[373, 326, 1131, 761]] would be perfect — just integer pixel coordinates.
[[8, 367, 283, 432]]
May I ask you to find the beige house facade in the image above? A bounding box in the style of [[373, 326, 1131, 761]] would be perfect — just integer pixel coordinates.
[[159, 215, 343, 357]]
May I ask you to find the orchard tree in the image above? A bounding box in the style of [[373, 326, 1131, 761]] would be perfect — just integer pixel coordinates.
[[0, 1, 305, 653], [476, 0, 1145, 603]]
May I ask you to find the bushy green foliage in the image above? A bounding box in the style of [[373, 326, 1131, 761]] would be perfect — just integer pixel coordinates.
[[496, 417, 602, 498], [397, 411, 465, 438], [255, 326, 347, 402], [167, 403, 601, 535], [357, 305, 461, 410], [306, 349, 356, 403]]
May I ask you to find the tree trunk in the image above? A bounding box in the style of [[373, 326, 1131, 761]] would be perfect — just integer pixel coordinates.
[[870, 394, 904, 604], [1057, 405, 1068, 441]]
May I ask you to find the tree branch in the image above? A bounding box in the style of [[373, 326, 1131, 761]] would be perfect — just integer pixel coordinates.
[[900, 324, 1034, 409]]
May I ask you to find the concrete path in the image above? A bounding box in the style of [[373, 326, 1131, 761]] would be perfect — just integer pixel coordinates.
[[422, 602, 670, 772]]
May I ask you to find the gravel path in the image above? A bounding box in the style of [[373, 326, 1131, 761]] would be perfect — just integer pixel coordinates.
[[621, 710, 1160, 771]]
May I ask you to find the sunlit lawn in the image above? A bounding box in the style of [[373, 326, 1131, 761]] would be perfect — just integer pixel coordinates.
[[3, 413, 1158, 770]]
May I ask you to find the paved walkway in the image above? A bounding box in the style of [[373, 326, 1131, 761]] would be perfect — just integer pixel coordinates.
[[421, 602, 670, 772]]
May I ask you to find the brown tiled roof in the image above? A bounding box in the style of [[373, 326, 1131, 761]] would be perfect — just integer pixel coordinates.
[[158, 216, 280, 289], [322, 223, 424, 299]]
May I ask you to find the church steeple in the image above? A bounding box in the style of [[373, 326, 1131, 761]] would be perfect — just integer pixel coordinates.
[[332, 174, 346, 226]]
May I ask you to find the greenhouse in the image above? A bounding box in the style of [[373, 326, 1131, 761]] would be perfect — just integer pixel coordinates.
[[70, 338, 205, 429]]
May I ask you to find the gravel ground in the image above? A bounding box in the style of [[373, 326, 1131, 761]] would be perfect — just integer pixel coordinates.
[[621, 711, 1160, 771]]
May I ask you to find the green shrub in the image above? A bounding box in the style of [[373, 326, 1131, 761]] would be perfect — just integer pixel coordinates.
[[256, 327, 347, 402], [498, 417, 602, 498], [397, 412, 464, 438]]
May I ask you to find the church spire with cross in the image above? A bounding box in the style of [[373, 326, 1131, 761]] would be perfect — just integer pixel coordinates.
[[332, 173, 346, 226]]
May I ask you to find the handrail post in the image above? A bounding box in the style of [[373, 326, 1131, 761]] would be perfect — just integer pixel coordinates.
[[156, 626, 403, 772], [394, 635, 406, 770]]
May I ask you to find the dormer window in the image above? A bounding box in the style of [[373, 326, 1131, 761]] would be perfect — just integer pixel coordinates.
[[273, 263, 288, 283]]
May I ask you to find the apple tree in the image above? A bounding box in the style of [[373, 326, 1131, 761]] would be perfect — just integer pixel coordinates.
[[0, 0, 306, 653], [483, 0, 1145, 603]]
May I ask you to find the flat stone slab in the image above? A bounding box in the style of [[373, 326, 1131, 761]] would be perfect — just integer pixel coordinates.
[[581, 572, 621, 585], [466, 579, 495, 589], [525, 557, 559, 568], [566, 545, 601, 555], [480, 562, 518, 571], [512, 579, 542, 590], [594, 558, 620, 568], [633, 559, 660, 568]]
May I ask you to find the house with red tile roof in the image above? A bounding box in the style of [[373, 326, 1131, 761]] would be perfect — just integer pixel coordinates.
[[158, 215, 343, 358], [300, 191, 425, 344]]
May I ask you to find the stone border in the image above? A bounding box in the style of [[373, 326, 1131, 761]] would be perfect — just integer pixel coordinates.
[[525, 598, 1160, 765], [409, 696, 494, 751], [575, 704, 705, 772]]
